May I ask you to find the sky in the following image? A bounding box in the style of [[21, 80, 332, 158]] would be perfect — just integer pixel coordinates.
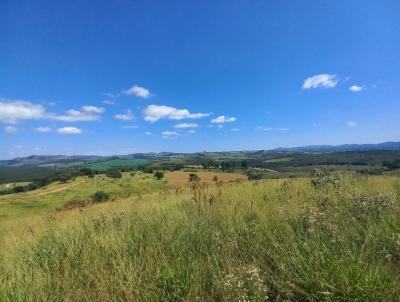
[[1, 0, 400, 159]]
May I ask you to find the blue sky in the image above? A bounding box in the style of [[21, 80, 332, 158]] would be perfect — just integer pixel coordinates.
[[1, 0, 399, 159]]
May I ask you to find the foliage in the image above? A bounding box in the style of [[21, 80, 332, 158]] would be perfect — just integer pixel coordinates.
[[154, 171, 164, 180], [106, 169, 122, 178], [91, 191, 110, 203]]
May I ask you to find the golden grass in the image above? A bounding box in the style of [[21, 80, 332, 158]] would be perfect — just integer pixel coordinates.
[[165, 171, 247, 188]]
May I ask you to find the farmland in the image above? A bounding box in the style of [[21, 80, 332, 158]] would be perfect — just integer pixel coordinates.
[[85, 159, 149, 171]]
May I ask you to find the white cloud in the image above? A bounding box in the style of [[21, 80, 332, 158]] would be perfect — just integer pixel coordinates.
[[231, 128, 240, 131], [124, 85, 151, 98], [122, 125, 139, 129], [188, 130, 196, 133], [102, 99, 116, 105], [4, 126, 17, 133], [260, 127, 289, 131], [145, 131, 152, 135], [115, 109, 134, 121], [302, 74, 338, 89], [347, 121, 357, 127], [35, 126, 51, 133], [144, 105, 211, 122], [51, 106, 104, 122], [57, 127, 82, 134], [349, 85, 363, 92], [0, 100, 46, 124], [211, 115, 236, 123], [174, 123, 199, 128], [81, 105, 105, 114], [162, 131, 179, 138]]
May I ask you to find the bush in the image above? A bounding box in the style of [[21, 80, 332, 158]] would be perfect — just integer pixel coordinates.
[[106, 169, 122, 178], [154, 171, 164, 180], [188, 173, 200, 183], [92, 191, 110, 203]]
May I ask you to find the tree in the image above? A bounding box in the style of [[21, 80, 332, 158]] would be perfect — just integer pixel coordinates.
[[106, 169, 122, 178], [241, 160, 249, 169], [92, 191, 110, 203], [154, 171, 164, 180], [213, 175, 218, 182]]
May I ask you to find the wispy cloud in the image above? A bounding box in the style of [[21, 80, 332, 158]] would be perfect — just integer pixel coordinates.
[[102, 99, 116, 105], [256, 127, 289, 131], [51, 106, 105, 122], [174, 123, 199, 128], [231, 128, 240, 131], [115, 110, 134, 121], [302, 74, 338, 89], [347, 121, 357, 127], [122, 125, 139, 129], [4, 126, 17, 133], [144, 105, 210, 122], [35, 126, 51, 133], [349, 85, 363, 92], [145, 131, 152, 136], [162, 131, 179, 139], [211, 115, 236, 123], [57, 127, 82, 134], [124, 85, 151, 98]]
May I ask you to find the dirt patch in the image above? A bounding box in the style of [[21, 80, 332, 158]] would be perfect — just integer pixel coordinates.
[[165, 171, 247, 188]]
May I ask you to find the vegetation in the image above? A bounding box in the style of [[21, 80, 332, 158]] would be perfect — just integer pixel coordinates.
[[92, 191, 110, 203], [0, 172, 399, 301], [85, 158, 148, 171], [154, 171, 165, 180]]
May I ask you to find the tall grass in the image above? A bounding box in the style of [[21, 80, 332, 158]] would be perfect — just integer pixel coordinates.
[[1, 174, 399, 301]]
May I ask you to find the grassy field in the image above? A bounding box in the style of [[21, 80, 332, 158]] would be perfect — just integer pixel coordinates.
[[0, 172, 164, 224], [165, 171, 247, 188], [0, 172, 399, 301], [85, 159, 148, 171]]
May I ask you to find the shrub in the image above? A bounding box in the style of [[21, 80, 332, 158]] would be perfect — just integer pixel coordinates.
[[188, 173, 200, 183], [92, 191, 110, 203], [154, 171, 164, 180], [106, 169, 122, 178]]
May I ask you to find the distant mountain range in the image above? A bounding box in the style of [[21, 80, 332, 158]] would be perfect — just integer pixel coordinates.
[[1, 141, 399, 167], [271, 141, 400, 152]]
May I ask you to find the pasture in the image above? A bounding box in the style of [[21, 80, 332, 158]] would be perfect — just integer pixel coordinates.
[[165, 171, 247, 188], [0, 173, 399, 301], [85, 159, 148, 171], [0, 172, 164, 224]]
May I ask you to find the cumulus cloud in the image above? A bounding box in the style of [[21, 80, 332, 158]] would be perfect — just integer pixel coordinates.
[[162, 131, 179, 139], [349, 85, 363, 92], [144, 105, 210, 122], [124, 85, 151, 98], [347, 121, 357, 127], [0, 100, 46, 124], [115, 110, 134, 121], [57, 127, 82, 134], [145, 131, 152, 135], [211, 115, 236, 123], [51, 106, 104, 122], [174, 123, 199, 128], [302, 74, 338, 89], [4, 126, 17, 133], [35, 127, 51, 133]]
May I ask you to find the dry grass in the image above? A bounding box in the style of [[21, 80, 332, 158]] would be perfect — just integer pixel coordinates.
[[165, 171, 247, 188]]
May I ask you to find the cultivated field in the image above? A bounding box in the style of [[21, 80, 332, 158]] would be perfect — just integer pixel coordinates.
[[165, 171, 247, 188], [0, 173, 399, 301]]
